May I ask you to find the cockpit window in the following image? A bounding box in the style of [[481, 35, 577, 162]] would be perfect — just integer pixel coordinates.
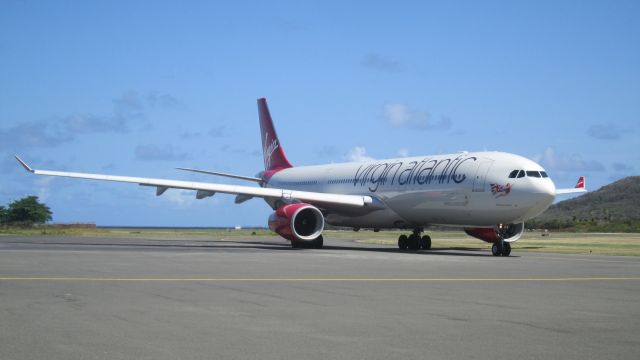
[[508, 170, 519, 178], [517, 170, 525, 178], [526, 171, 541, 178], [540, 171, 548, 178]]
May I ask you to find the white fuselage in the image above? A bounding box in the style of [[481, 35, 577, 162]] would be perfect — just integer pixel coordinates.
[[266, 151, 555, 229]]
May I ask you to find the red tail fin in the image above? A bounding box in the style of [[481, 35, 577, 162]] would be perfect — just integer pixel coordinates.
[[575, 176, 585, 189], [257, 98, 293, 171]]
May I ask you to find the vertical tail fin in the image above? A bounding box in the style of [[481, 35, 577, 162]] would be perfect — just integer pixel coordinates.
[[257, 98, 293, 171]]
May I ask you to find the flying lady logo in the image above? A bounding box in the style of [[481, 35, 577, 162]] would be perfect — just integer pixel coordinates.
[[263, 132, 279, 169], [490, 183, 512, 197]]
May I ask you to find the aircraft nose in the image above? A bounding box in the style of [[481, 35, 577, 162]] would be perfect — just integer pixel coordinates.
[[540, 179, 556, 198], [522, 179, 555, 218]]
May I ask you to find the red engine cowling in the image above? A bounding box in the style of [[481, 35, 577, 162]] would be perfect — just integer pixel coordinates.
[[268, 203, 324, 242], [464, 223, 525, 243]]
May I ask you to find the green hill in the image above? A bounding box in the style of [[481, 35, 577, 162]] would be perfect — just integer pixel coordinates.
[[529, 176, 640, 232]]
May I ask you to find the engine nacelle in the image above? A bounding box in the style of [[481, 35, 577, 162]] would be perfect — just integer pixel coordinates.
[[464, 222, 525, 243], [268, 203, 324, 242]]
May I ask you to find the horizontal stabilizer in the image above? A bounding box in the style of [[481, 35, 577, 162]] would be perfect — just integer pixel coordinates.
[[176, 167, 262, 182], [556, 176, 587, 195]]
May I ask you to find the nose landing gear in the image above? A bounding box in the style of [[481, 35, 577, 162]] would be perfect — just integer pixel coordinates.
[[491, 231, 512, 256], [397, 228, 432, 251]]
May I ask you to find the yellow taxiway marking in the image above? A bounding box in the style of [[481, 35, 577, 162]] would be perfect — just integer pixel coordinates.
[[1, 277, 639, 282]]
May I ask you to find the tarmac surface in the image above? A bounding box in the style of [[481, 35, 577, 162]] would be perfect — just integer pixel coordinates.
[[1, 234, 639, 360]]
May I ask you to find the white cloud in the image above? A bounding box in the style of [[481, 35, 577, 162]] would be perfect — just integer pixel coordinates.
[[0, 91, 184, 151], [158, 189, 222, 209], [612, 162, 633, 172], [35, 177, 53, 203], [362, 53, 402, 73], [532, 147, 605, 172], [383, 103, 452, 130], [587, 123, 621, 140], [397, 148, 410, 157], [146, 92, 185, 110], [346, 146, 374, 162], [135, 144, 190, 162], [383, 103, 413, 127], [160, 189, 197, 208]]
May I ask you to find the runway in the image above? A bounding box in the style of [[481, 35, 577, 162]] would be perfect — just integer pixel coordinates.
[[1, 235, 639, 360]]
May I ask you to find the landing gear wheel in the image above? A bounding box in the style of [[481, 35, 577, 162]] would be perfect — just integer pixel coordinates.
[[420, 235, 432, 250], [398, 235, 408, 250], [408, 234, 420, 250], [312, 235, 324, 249], [291, 241, 303, 249], [491, 243, 501, 256], [501, 242, 511, 256]]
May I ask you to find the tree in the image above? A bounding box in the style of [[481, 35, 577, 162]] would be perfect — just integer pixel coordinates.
[[6, 196, 52, 226], [0, 205, 7, 226]]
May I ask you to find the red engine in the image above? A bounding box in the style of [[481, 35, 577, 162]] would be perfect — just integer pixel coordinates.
[[464, 223, 525, 243], [268, 203, 325, 248]]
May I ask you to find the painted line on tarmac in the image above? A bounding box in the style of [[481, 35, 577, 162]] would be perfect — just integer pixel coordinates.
[[529, 256, 640, 264], [1, 276, 639, 282]]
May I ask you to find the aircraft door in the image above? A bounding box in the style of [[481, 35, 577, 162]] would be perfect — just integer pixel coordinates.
[[472, 160, 494, 192]]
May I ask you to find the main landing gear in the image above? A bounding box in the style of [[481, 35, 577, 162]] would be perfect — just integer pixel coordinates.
[[398, 228, 431, 251]]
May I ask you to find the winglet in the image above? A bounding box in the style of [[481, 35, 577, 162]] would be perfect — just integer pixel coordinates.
[[14, 155, 34, 173], [575, 176, 585, 189]]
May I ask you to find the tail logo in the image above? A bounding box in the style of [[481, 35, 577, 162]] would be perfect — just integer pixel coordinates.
[[263, 132, 279, 170]]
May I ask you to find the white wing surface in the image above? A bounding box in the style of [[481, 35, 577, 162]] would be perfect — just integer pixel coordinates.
[[15, 156, 375, 208]]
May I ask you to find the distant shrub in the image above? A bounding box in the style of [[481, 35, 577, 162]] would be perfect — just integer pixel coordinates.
[[2, 196, 52, 227]]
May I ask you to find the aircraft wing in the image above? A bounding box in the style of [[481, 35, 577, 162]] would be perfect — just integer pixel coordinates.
[[15, 156, 376, 208], [555, 176, 587, 195]]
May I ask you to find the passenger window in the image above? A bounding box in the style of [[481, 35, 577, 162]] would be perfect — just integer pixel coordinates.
[[526, 171, 541, 178], [508, 170, 519, 178], [517, 170, 525, 178], [540, 171, 548, 178]]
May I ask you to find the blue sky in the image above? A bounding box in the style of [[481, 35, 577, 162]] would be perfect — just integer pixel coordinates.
[[1, 0, 638, 226]]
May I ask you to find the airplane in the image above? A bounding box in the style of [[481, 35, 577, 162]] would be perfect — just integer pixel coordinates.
[[15, 98, 587, 256]]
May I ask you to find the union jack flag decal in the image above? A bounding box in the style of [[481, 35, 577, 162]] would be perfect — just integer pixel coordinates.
[[490, 183, 511, 197]]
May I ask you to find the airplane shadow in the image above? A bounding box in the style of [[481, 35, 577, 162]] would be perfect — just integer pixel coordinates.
[[319, 244, 508, 257], [5, 237, 512, 257]]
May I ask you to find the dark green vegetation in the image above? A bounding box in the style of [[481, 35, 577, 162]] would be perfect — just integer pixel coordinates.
[[0, 196, 52, 227], [529, 176, 640, 232]]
